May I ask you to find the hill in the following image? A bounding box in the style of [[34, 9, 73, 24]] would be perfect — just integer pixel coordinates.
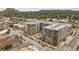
[[0, 8, 79, 19], [0, 8, 21, 17]]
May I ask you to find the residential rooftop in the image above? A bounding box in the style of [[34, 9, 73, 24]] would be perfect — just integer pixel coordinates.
[[44, 23, 71, 30]]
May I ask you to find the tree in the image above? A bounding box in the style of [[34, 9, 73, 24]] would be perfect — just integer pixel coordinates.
[[76, 45, 79, 51], [4, 44, 12, 50]]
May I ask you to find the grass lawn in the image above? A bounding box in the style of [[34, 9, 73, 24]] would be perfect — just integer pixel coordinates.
[[72, 24, 79, 29]]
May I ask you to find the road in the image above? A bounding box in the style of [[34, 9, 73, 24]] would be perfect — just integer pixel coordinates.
[[8, 28, 54, 51], [20, 33, 54, 51], [67, 29, 79, 48]]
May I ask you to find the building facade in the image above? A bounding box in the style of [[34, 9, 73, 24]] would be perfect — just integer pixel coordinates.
[[42, 23, 72, 46]]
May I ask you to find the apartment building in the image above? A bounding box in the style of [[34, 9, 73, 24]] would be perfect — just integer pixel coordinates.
[[42, 23, 72, 46], [24, 22, 40, 35], [13, 19, 72, 46], [24, 20, 54, 35]]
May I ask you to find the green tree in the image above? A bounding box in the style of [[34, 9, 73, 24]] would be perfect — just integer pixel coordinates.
[[4, 44, 12, 50]]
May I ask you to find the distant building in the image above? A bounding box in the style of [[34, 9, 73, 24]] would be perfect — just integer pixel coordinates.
[[58, 19, 69, 23], [0, 29, 10, 36], [13, 24, 25, 28]]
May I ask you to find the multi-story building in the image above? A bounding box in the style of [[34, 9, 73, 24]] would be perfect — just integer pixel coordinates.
[[24, 22, 40, 35], [42, 23, 72, 46], [24, 20, 54, 35], [39, 23, 50, 32], [14, 19, 72, 47]]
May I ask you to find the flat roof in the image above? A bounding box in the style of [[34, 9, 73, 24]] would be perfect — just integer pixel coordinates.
[[0, 29, 8, 35], [44, 23, 71, 30], [14, 24, 24, 27], [25, 22, 40, 25]]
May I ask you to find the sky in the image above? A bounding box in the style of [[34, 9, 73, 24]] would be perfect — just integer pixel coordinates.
[[0, 8, 79, 12], [0, 8, 64, 11], [0, 8, 43, 11]]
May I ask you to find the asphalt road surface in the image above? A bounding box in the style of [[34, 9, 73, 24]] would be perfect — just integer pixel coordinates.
[[67, 29, 79, 48]]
